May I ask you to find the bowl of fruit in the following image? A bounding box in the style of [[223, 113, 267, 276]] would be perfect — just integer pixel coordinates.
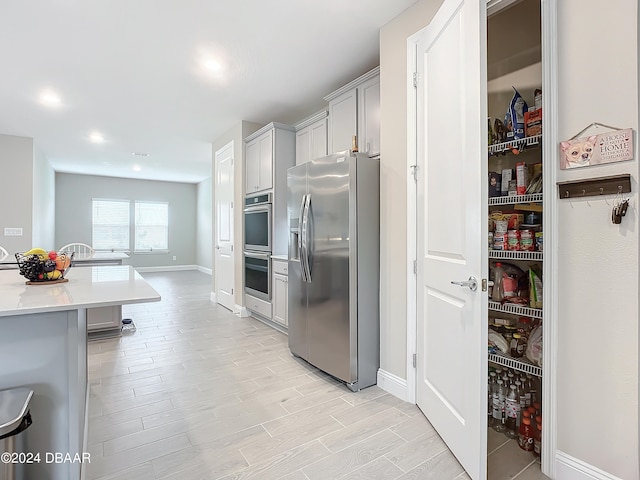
[[15, 248, 74, 284]]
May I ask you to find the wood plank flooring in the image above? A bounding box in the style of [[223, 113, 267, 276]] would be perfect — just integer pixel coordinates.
[[86, 271, 546, 480]]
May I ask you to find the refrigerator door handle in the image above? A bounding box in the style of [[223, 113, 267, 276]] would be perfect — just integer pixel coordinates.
[[301, 194, 312, 283], [298, 194, 308, 282], [306, 194, 313, 282]]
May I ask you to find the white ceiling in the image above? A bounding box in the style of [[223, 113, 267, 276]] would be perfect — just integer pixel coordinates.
[[0, 1, 416, 184]]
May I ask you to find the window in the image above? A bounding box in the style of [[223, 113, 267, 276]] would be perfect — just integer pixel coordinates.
[[135, 202, 168, 251], [92, 199, 130, 251]]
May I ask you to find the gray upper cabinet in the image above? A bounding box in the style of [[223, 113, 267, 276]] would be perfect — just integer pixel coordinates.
[[245, 123, 295, 195], [324, 66, 380, 156], [294, 110, 328, 165]]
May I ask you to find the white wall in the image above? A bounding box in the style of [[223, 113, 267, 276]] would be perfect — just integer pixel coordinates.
[[196, 177, 212, 272], [32, 144, 55, 250], [55, 173, 198, 268], [0, 134, 35, 253], [379, 0, 444, 382], [556, 1, 638, 478], [211, 121, 263, 307]]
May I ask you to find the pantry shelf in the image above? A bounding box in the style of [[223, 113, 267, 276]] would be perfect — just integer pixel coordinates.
[[489, 351, 542, 377], [488, 193, 543, 206], [489, 134, 542, 155], [489, 250, 543, 261], [488, 301, 543, 319]]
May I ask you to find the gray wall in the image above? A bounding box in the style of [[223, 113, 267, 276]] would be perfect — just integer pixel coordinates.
[[32, 144, 56, 250], [0, 133, 54, 254], [55, 173, 197, 268], [196, 177, 212, 272]]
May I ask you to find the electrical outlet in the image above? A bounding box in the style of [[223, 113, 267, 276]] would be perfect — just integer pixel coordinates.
[[173, 256, 177, 261], [4, 227, 23, 236]]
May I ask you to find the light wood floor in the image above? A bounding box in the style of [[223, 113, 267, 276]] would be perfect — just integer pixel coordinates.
[[86, 271, 546, 480]]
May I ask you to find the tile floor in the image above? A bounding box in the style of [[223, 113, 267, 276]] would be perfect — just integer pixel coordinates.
[[86, 271, 547, 480]]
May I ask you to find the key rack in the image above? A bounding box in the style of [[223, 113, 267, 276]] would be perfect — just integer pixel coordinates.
[[557, 174, 631, 199]]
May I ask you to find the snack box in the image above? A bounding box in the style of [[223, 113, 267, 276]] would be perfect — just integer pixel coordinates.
[[488, 172, 502, 197], [501, 213, 524, 230], [525, 108, 542, 137]]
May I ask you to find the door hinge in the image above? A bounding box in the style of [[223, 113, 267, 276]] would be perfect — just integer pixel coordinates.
[[231, 288, 234, 295], [413, 72, 418, 88], [231, 245, 234, 252], [409, 165, 418, 182], [413, 260, 417, 275], [230, 201, 233, 209], [412, 353, 417, 368]]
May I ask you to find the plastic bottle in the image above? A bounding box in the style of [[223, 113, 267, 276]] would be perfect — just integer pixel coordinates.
[[527, 374, 538, 405], [492, 379, 506, 432], [504, 384, 520, 438], [518, 410, 535, 451], [488, 372, 497, 418], [534, 415, 542, 457], [491, 262, 506, 301], [515, 380, 527, 417]]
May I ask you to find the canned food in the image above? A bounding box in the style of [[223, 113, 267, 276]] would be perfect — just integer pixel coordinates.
[[493, 232, 507, 250]]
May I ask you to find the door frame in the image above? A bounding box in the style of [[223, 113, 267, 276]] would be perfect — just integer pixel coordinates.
[[406, 0, 559, 476], [214, 140, 235, 311]]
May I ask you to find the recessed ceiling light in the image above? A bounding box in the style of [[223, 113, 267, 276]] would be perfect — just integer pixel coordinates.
[[89, 132, 104, 143], [132, 152, 150, 157], [203, 59, 222, 72], [39, 90, 61, 107], [132, 165, 142, 172]]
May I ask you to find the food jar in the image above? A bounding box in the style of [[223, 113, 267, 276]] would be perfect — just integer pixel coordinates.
[[507, 230, 520, 250], [520, 229, 534, 251]]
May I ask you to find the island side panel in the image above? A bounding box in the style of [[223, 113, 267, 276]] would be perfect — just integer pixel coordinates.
[[0, 309, 86, 480]]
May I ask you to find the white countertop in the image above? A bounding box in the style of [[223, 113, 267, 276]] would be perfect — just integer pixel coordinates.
[[0, 265, 160, 317]]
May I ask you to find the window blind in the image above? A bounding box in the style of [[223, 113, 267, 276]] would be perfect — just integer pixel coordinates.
[[92, 199, 130, 251], [135, 202, 168, 251]]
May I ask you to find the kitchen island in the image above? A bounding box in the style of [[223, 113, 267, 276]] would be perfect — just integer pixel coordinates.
[[0, 265, 160, 480]]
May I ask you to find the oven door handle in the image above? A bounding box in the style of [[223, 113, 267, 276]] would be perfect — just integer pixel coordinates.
[[243, 204, 271, 214], [243, 251, 270, 260], [301, 194, 312, 283]]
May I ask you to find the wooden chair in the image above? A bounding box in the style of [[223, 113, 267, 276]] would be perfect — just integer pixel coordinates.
[[59, 243, 95, 256]]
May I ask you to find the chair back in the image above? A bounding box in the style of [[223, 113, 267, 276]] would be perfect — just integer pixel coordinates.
[[59, 243, 95, 256]]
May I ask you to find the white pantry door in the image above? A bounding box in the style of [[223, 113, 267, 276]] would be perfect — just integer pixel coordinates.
[[215, 141, 235, 311], [415, 0, 488, 478]]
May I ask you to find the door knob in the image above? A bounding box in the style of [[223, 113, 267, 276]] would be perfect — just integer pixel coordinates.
[[451, 276, 478, 291]]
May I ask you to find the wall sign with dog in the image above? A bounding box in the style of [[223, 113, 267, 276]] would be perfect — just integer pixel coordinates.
[[560, 126, 633, 170]]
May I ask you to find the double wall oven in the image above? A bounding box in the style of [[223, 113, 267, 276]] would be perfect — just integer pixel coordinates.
[[244, 193, 272, 301]]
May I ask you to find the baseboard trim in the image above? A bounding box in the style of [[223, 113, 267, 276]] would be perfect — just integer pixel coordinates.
[[135, 265, 198, 273], [377, 369, 409, 402], [197, 266, 212, 275], [555, 451, 624, 480], [235, 305, 250, 317]]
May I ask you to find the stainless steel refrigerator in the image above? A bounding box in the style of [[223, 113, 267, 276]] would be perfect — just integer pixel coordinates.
[[287, 151, 379, 391]]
